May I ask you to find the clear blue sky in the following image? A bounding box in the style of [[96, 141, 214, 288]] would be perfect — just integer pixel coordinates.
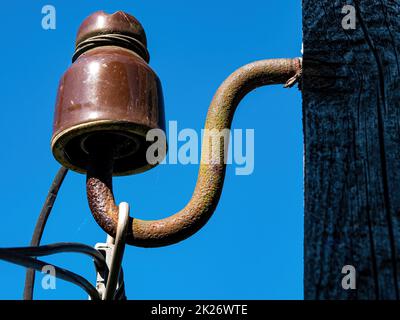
[[0, 0, 303, 299]]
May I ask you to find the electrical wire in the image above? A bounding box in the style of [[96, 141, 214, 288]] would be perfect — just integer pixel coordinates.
[[2, 165, 126, 300], [114, 269, 127, 300], [2, 243, 107, 270], [103, 202, 129, 300], [23, 166, 68, 300], [1, 250, 100, 300], [72, 34, 150, 63]]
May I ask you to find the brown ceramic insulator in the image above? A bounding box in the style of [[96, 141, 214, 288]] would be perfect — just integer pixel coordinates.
[[51, 11, 165, 176]]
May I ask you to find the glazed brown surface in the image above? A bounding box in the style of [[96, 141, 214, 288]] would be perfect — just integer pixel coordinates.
[[75, 11, 148, 49]]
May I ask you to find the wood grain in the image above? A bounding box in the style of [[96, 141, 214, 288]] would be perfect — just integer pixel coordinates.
[[303, 0, 400, 299]]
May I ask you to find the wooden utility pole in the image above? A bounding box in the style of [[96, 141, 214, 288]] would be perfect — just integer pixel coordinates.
[[303, 1, 400, 299]]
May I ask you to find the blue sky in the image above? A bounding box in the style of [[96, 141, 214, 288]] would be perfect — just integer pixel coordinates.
[[0, 0, 303, 299]]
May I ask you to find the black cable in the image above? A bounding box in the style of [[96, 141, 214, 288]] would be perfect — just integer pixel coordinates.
[[1, 251, 100, 300], [114, 269, 127, 300], [23, 167, 68, 300], [2, 242, 106, 270]]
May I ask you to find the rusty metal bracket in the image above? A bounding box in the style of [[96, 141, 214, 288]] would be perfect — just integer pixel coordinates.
[[86, 58, 303, 248]]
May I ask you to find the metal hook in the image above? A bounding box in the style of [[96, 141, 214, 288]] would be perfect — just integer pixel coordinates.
[[86, 58, 303, 248]]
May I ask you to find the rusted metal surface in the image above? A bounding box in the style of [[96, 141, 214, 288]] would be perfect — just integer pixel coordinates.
[[51, 11, 165, 176], [86, 58, 302, 247]]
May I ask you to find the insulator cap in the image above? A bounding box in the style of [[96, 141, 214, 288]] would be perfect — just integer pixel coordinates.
[[73, 11, 150, 62]]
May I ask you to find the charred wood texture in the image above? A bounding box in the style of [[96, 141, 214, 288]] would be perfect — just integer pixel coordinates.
[[303, 0, 400, 299]]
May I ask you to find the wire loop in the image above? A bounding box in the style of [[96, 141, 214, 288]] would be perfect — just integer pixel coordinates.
[[72, 34, 150, 62], [103, 202, 130, 300]]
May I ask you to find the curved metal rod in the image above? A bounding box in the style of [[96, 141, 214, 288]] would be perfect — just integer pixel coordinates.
[[86, 58, 302, 247]]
